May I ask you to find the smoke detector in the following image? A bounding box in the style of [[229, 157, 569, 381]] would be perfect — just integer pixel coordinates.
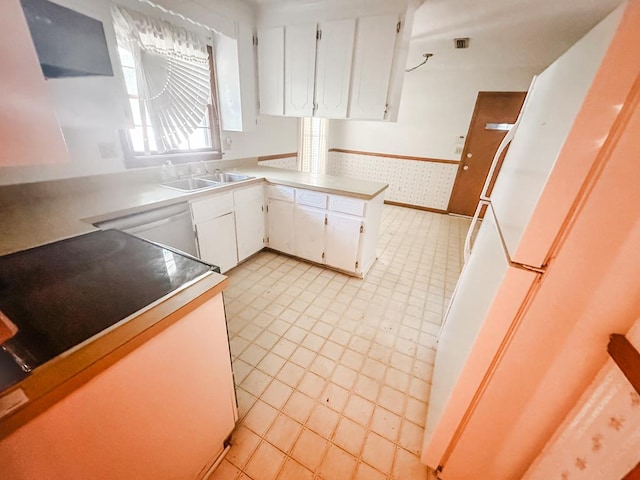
[[454, 37, 470, 49]]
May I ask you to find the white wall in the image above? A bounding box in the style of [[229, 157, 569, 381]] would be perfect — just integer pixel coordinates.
[[222, 116, 299, 160], [0, 0, 298, 186], [330, 65, 540, 160]]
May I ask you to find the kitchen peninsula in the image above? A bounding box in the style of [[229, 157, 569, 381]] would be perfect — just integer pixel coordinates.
[[0, 164, 388, 276]]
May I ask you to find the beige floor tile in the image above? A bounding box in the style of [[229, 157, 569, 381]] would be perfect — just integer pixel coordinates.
[[271, 338, 297, 360], [241, 369, 273, 398], [256, 352, 286, 377], [343, 394, 375, 427], [276, 458, 314, 480], [243, 400, 278, 436], [405, 397, 428, 426], [353, 375, 381, 403], [320, 382, 350, 413], [290, 428, 329, 472], [275, 362, 305, 388], [377, 385, 407, 416], [282, 391, 315, 424], [306, 403, 339, 439], [331, 364, 358, 390], [219, 206, 469, 479], [398, 419, 424, 455], [289, 346, 316, 369], [370, 406, 402, 443], [226, 425, 261, 469], [297, 370, 327, 400], [319, 340, 345, 360], [244, 440, 285, 480], [265, 414, 302, 454], [309, 355, 337, 378], [354, 461, 387, 480], [333, 417, 366, 456], [361, 432, 396, 476], [236, 388, 257, 421], [392, 446, 429, 480], [208, 459, 240, 480], [318, 444, 358, 480], [261, 379, 293, 410]]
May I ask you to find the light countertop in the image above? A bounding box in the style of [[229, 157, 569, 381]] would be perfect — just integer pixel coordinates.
[[0, 166, 388, 255]]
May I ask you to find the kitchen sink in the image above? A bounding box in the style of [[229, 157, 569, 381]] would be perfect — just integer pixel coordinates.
[[161, 177, 220, 192], [200, 171, 253, 184]]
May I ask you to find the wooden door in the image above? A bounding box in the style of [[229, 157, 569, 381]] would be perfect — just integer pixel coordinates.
[[448, 92, 526, 216], [284, 23, 317, 116]]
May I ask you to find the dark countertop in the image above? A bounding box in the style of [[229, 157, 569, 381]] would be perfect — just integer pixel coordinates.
[[0, 230, 218, 394]]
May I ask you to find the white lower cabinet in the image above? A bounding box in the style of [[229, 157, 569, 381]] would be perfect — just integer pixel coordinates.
[[266, 198, 295, 255], [234, 184, 265, 262], [265, 185, 383, 277], [195, 212, 238, 274], [325, 212, 363, 272], [294, 205, 326, 263]]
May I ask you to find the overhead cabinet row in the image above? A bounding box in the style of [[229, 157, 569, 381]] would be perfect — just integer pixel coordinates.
[[257, 13, 406, 120]]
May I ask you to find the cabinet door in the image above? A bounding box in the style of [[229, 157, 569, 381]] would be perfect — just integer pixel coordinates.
[[315, 19, 355, 119], [266, 199, 294, 255], [257, 26, 284, 115], [294, 206, 326, 264], [235, 199, 265, 262], [284, 23, 317, 117], [348, 14, 399, 120], [325, 213, 362, 273], [196, 213, 238, 273]]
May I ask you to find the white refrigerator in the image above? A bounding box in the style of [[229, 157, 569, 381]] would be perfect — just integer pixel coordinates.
[[422, 2, 640, 478]]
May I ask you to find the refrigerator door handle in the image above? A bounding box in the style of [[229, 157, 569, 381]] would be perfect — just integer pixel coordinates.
[[464, 200, 490, 262], [480, 75, 538, 202]]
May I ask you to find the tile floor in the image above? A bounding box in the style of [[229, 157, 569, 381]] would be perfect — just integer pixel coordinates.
[[212, 205, 470, 480]]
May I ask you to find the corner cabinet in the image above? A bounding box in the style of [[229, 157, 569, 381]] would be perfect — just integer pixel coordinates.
[[265, 184, 385, 277], [256, 10, 409, 121]]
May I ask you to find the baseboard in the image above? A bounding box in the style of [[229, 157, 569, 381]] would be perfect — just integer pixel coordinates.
[[384, 200, 448, 214]]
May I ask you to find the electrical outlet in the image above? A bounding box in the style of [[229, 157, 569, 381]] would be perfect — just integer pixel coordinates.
[[98, 142, 118, 159]]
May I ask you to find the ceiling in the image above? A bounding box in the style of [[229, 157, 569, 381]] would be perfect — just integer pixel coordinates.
[[241, 0, 623, 71], [408, 0, 623, 70]]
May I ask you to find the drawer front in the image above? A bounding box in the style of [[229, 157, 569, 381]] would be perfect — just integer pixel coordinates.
[[296, 189, 328, 209], [191, 191, 234, 224], [234, 183, 264, 205], [329, 195, 366, 217], [266, 184, 295, 202]]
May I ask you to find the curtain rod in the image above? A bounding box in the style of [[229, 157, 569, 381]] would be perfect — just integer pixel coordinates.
[[135, 0, 223, 36]]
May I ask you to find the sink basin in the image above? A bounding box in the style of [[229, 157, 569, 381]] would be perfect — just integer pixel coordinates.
[[161, 177, 220, 192], [201, 172, 253, 184]]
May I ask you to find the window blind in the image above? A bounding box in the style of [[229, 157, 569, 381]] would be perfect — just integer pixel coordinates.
[[299, 117, 328, 174], [113, 6, 211, 152]]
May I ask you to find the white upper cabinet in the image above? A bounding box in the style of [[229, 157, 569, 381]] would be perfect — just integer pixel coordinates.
[[256, 3, 409, 121], [284, 23, 317, 116], [348, 14, 399, 120], [315, 18, 356, 119], [257, 26, 285, 115]]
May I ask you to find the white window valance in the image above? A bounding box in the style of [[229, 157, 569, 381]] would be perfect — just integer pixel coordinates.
[[112, 6, 212, 152]]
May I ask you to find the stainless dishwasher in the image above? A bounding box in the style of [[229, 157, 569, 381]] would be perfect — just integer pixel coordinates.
[[95, 203, 198, 257]]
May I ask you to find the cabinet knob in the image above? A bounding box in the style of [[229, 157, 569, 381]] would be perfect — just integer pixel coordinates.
[[463, 165, 469, 170], [466, 153, 473, 158]]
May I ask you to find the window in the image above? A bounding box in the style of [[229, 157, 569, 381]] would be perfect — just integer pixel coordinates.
[[299, 117, 328, 174], [113, 6, 221, 163]]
